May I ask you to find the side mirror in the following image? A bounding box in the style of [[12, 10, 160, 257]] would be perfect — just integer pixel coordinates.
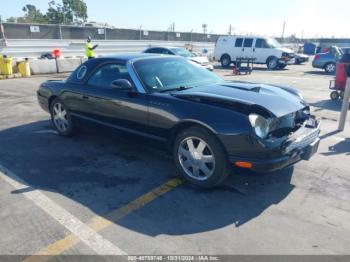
[[111, 79, 134, 91]]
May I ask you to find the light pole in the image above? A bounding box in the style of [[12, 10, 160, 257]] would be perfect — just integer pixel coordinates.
[[281, 21, 286, 39], [58, 24, 62, 40], [139, 24, 142, 40], [339, 77, 350, 131]]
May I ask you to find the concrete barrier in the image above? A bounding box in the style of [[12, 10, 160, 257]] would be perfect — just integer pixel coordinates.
[[57, 58, 82, 73], [30, 59, 57, 75], [1, 39, 215, 59]]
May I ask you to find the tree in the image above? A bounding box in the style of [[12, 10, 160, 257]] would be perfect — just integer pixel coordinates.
[[46, 1, 65, 24], [62, 0, 88, 24], [46, 0, 88, 24], [5, 0, 88, 25], [22, 4, 47, 23]]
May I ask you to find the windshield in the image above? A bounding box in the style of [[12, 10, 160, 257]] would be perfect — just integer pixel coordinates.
[[337, 47, 344, 55], [170, 48, 195, 58], [266, 38, 282, 48], [134, 57, 222, 93]]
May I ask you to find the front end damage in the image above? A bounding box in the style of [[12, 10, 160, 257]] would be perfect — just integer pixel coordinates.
[[229, 108, 321, 172]]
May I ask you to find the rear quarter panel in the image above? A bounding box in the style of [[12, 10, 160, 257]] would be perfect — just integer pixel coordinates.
[[37, 80, 67, 112]]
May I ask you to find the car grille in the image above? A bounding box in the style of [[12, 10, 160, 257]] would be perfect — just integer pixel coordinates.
[[285, 126, 320, 153]]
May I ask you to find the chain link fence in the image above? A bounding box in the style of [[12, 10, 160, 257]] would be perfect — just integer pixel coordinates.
[[0, 22, 219, 43]]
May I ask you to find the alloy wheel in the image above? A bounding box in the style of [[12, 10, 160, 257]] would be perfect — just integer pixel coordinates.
[[268, 58, 278, 69], [178, 137, 215, 181], [52, 102, 69, 132], [326, 63, 336, 73], [222, 58, 230, 66]]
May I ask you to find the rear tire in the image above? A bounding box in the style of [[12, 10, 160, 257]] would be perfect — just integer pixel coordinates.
[[220, 54, 231, 68], [50, 98, 75, 137], [173, 126, 230, 188], [325, 62, 336, 74], [330, 91, 339, 100]]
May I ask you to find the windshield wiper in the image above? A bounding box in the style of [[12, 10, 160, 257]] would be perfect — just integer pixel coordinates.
[[158, 86, 193, 93]]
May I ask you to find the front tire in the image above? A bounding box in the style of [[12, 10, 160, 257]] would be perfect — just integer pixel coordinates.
[[50, 98, 75, 136], [278, 64, 287, 69], [267, 57, 279, 70], [173, 126, 230, 188]]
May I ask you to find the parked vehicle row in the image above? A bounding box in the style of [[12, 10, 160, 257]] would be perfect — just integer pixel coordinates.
[[214, 36, 296, 70], [294, 53, 309, 64], [312, 46, 350, 74], [37, 54, 320, 188], [144, 46, 214, 71]]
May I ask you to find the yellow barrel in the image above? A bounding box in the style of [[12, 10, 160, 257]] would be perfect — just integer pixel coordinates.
[[18, 60, 31, 77], [0, 56, 13, 75]]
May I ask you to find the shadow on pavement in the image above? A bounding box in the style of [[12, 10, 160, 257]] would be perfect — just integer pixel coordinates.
[[304, 70, 333, 76], [310, 99, 344, 112], [321, 138, 350, 156], [213, 64, 289, 72], [0, 120, 295, 236]]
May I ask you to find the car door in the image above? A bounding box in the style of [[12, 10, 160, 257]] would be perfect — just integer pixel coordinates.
[[231, 37, 243, 61], [81, 62, 149, 133], [242, 38, 254, 59], [254, 38, 271, 63]]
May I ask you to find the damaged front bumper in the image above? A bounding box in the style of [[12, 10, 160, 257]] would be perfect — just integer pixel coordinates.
[[229, 117, 321, 173]]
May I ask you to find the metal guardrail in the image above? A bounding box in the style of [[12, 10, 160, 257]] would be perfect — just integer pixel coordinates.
[[0, 39, 215, 59]]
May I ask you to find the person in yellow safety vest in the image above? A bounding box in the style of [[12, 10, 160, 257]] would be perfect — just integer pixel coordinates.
[[85, 36, 98, 59]]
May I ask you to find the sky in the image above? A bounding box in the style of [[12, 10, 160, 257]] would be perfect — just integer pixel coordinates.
[[0, 0, 349, 38]]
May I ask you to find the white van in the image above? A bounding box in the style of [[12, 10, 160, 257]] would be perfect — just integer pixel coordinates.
[[214, 36, 295, 70]]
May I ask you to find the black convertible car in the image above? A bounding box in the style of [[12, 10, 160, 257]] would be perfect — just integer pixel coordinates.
[[37, 54, 320, 188]]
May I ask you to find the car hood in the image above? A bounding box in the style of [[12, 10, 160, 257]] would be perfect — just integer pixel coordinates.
[[173, 82, 307, 118], [277, 47, 294, 54], [296, 53, 309, 58], [188, 56, 209, 64]]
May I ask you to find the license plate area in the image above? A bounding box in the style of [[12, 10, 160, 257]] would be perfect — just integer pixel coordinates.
[[302, 138, 320, 160]]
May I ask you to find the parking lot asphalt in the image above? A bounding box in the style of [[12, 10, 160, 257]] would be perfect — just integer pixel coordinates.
[[0, 62, 349, 257]]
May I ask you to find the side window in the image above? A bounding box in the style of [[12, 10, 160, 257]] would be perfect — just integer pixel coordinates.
[[87, 63, 130, 88], [145, 48, 159, 54], [255, 39, 263, 48], [256, 39, 269, 48], [158, 48, 169, 54], [163, 49, 174, 55], [235, 38, 243, 47], [243, 38, 253, 48]]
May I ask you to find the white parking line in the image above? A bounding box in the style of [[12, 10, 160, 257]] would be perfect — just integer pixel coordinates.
[[33, 130, 58, 135], [0, 163, 126, 255]]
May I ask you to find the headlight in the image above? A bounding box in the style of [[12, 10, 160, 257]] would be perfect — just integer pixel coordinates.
[[249, 114, 270, 139], [189, 59, 201, 64], [297, 92, 304, 100]]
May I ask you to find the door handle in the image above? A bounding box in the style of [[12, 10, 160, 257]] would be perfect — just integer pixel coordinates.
[[242, 48, 245, 52], [253, 48, 255, 52], [82, 95, 89, 100]]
